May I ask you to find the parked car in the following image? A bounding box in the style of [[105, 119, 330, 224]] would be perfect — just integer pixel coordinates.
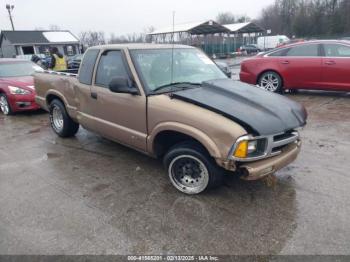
[[257, 35, 290, 50], [0, 59, 43, 115], [215, 60, 232, 78], [240, 44, 261, 54], [240, 40, 350, 93], [67, 54, 83, 70], [34, 44, 306, 195]]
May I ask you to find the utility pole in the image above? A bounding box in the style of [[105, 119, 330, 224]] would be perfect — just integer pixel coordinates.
[[6, 4, 15, 31]]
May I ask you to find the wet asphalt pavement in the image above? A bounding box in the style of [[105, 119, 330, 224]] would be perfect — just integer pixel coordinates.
[[0, 76, 350, 255]]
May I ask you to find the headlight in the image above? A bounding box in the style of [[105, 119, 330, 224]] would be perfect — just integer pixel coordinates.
[[233, 136, 267, 159], [8, 86, 31, 95]]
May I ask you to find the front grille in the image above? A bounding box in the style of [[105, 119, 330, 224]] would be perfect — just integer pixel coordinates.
[[270, 131, 299, 156]]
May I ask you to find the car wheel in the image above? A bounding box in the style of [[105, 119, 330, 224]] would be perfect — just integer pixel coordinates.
[[0, 94, 13, 115], [163, 142, 223, 195], [49, 99, 79, 137], [258, 71, 283, 93]]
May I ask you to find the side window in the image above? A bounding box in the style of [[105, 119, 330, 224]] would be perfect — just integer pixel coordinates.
[[286, 44, 319, 57], [78, 49, 99, 85], [324, 44, 350, 57], [268, 48, 288, 57], [95, 50, 129, 87]]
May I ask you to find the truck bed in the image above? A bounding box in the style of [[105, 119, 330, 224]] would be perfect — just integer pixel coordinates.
[[34, 70, 80, 115]]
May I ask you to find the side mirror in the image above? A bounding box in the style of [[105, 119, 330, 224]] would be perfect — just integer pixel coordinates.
[[108, 77, 138, 95]]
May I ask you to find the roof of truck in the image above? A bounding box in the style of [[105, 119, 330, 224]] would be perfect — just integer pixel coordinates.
[[88, 43, 195, 50]]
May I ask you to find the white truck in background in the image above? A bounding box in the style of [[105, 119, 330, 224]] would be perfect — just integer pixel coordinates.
[[257, 35, 290, 50]]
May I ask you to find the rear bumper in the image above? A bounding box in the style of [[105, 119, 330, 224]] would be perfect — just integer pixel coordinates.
[[35, 96, 48, 111], [239, 141, 301, 180], [8, 94, 40, 112], [239, 71, 256, 85]]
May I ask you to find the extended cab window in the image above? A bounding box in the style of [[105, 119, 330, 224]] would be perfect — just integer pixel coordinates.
[[286, 44, 319, 57], [78, 49, 99, 85], [95, 50, 129, 87], [324, 44, 350, 57]]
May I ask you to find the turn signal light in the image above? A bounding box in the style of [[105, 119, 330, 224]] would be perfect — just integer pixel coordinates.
[[234, 141, 248, 158]]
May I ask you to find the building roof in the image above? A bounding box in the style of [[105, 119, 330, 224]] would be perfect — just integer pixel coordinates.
[[148, 20, 230, 35], [223, 22, 265, 34], [0, 30, 79, 45]]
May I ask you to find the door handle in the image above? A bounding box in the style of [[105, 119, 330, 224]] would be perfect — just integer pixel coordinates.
[[91, 92, 98, 99], [325, 61, 336, 65], [281, 61, 290, 64]]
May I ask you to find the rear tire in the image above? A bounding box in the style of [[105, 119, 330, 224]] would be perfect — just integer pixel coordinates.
[[163, 142, 223, 194], [49, 99, 79, 137], [0, 94, 13, 115], [258, 71, 283, 93]]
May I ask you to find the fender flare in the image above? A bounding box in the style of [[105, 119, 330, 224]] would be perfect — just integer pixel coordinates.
[[45, 90, 78, 119], [147, 122, 222, 159], [46, 89, 69, 107]]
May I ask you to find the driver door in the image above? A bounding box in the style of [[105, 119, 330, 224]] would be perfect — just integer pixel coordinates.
[[89, 49, 147, 151]]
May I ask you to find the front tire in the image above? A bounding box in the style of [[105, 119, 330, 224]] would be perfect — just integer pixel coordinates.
[[49, 99, 79, 137], [258, 71, 283, 93], [0, 94, 13, 115], [163, 142, 223, 195]]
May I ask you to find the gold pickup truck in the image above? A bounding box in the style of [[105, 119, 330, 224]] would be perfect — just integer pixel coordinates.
[[34, 44, 307, 194]]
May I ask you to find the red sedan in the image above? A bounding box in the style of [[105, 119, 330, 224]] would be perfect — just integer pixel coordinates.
[[0, 59, 43, 115], [240, 40, 350, 93]]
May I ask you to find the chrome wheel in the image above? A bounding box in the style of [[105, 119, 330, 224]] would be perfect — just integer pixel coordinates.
[[260, 73, 280, 92], [51, 105, 64, 132], [168, 155, 209, 194], [0, 95, 10, 115]]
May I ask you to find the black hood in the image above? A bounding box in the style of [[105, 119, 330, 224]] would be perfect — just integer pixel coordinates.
[[171, 79, 307, 136]]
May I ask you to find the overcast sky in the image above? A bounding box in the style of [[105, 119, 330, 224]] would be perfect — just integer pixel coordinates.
[[0, 0, 274, 37]]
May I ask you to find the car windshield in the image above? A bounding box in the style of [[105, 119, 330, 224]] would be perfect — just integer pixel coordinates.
[[130, 48, 227, 93], [0, 61, 44, 77]]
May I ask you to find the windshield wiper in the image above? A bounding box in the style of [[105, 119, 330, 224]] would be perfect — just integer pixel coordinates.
[[152, 82, 201, 93]]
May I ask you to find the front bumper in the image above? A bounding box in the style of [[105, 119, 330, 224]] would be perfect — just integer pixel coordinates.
[[239, 71, 256, 85], [8, 94, 40, 112], [238, 140, 301, 180]]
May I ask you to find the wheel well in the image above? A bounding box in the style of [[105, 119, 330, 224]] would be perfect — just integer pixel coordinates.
[[257, 70, 284, 86], [153, 131, 209, 158], [46, 94, 63, 107]]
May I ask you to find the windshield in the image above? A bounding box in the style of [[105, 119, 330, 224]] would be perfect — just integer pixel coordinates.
[[0, 61, 44, 77], [130, 48, 227, 92]]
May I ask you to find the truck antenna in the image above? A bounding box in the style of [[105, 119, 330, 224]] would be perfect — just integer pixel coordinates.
[[170, 11, 175, 84]]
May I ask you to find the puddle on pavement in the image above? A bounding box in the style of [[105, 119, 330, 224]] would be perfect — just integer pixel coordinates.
[[43, 152, 62, 160], [92, 183, 111, 193], [27, 127, 42, 134]]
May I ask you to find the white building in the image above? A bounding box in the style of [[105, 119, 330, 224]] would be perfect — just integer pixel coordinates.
[[0, 30, 81, 58]]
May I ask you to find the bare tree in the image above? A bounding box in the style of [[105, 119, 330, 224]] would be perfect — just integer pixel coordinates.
[[79, 31, 106, 47], [258, 0, 350, 37], [236, 15, 251, 23], [216, 12, 236, 24], [108, 26, 155, 44], [49, 24, 61, 31], [144, 26, 156, 34]]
